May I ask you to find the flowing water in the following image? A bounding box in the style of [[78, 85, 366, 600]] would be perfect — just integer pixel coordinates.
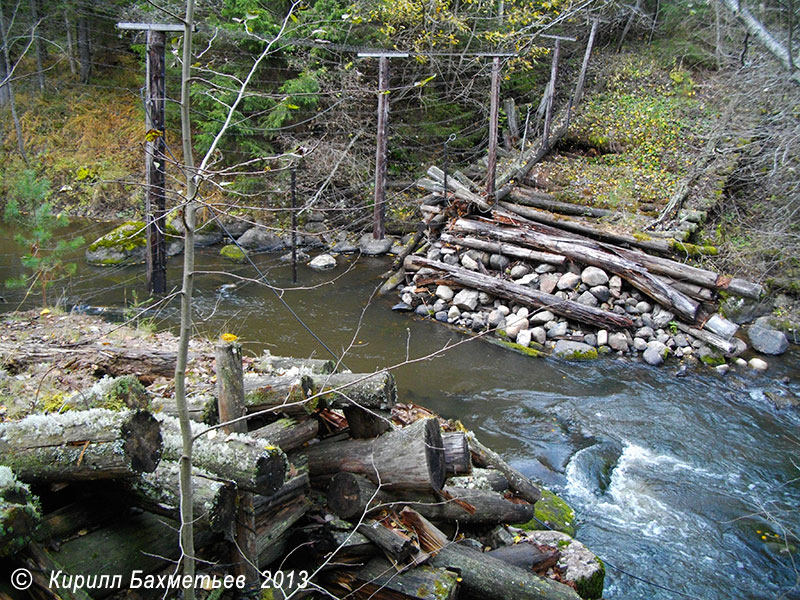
[[1, 222, 799, 599]]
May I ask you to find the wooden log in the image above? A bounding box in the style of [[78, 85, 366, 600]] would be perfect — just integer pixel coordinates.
[[322, 558, 460, 600], [304, 371, 397, 410], [327, 473, 532, 525], [158, 415, 287, 495], [358, 520, 416, 562], [442, 432, 472, 476], [508, 186, 615, 218], [703, 313, 739, 340], [303, 418, 446, 493], [406, 256, 633, 330], [123, 461, 237, 533], [256, 495, 312, 568], [655, 275, 716, 302], [430, 541, 581, 600], [452, 218, 700, 322], [440, 232, 566, 266], [0, 465, 41, 557], [149, 393, 210, 423], [427, 166, 492, 212], [242, 374, 319, 419], [343, 406, 392, 439], [0, 409, 162, 482], [448, 467, 509, 492], [488, 542, 561, 572], [255, 354, 336, 375], [675, 322, 742, 355], [249, 417, 319, 452], [466, 431, 541, 504], [253, 472, 311, 516]]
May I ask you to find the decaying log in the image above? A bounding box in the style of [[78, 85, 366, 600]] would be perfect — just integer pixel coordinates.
[[149, 393, 210, 423], [675, 322, 743, 355], [255, 354, 336, 375], [655, 275, 716, 302], [448, 467, 510, 492], [304, 418, 446, 493], [304, 371, 397, 411], [488, 542, 561, 573], [451, 218, 700, 322], [439, 232, 566, 266], [358, 520, 416, 562], [0, 466, 41, 557], [123, 461, 237, 533], [322, 558, 460, 600], [256, 495, 312, 568], [249, 417, 319, 452], [431, 540, 581, 600], [241, 374, 319, 419], [406, 256, 633, 330], [508, 187, 615, 218], [442, 432, 472, 476], [158, 415, 287, 495], [344, 407, 393, 439], [427, 166, 491, 212], [327, 472, 391, 520], [0, 409, 162, 482], [466, 432, 541, 504], [703, 313, 739, 340]]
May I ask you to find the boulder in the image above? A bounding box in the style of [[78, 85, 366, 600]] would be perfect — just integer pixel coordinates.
[[308, 253, 337, 270], [489, 253, 510, 271], [220, 244, 247, 264], [516, 329, 532, 348], [589, 285, 610, 303], [237, 226, 286, 251], [504, 315, 529, 340], [86, 221, 182, 266], [460, 253, 480, 270], [581, 266, 608, 287], [331, 240, 358, 253], [553, 340, 598, 361], [518, 531, 605, 600], [436, 285, 455, 301], [539, 273, 560, 294], [453, 289, 480, 312], [358, 234, 393, 256], [608, 332, 629, 352], [748, 319, 790, 355], [510, 264, 530, 279], [577, 291, 599, 307], [530, 310, 555, 326], [748, 357, 769, 371], [643, 341, 669, 366], [557, 272, 581, 291]]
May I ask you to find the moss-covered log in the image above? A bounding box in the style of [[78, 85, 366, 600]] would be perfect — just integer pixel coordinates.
[[303, 371, 398, 410], [248, 417, 319, 452], [241, 374, 320, 419], [322, 558, 461, 600], [0, 466, 41, 557], [256, 354, 336, 375], [303, 418, 446, 493], [0, 409, 162, 482], [158, 416, 287, 495]]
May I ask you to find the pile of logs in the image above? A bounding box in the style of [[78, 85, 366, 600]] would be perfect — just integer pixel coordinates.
[[2, 352, 594, 600]]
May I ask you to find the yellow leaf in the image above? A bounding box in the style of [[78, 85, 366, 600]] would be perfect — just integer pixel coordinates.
[[145, 129, 163, 142], [40, 308, 51, 316], [220, 333, 239, 342]]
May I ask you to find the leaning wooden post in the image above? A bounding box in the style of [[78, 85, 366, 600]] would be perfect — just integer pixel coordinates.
[[542, 39, 561, 147], [486, 55, 501, 202], [571, 20, 599, 110], [215, 338, 259, 590]]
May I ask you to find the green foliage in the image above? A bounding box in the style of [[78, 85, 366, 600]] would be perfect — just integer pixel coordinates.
[[2, 170, 84, 305]]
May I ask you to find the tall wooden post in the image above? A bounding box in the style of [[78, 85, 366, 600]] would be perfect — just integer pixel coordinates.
[[358, 51, 407, 240], [542, 39, 561, 147], [291, 167, 298, 284], [215, 340, 259, 591], [486, 55, 501, 201], [117, 23, 186, 295], [146, 29, 167, 295]]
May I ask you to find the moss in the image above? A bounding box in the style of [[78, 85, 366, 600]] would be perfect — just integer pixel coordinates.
[[563, 347, 599, 361], [42, 391, 73, 413], [575, 557, 605, 600], [100, 376, 149, 410], [498, 340, 547, 358], [220, 244, 247, 263], [700, 353, 726, 367], [632, 231, 652, 242], [88, 221, 146, 252], [670, 240, 718, 256], [518, 488, 576, 536]]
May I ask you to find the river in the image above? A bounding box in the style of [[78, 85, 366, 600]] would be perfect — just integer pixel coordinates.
[[1, 221, 798, 599]]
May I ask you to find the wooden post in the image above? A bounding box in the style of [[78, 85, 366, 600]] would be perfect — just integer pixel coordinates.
[[215, 340, 259, 591], [358, 51, 407, 240], [291, 166, 298, 283], [117, 23, 186, 294], [571, 20, 599, 111], [146, 29, 167, 295], [486, 55, 501, 202], [542, 39, 561, 147]]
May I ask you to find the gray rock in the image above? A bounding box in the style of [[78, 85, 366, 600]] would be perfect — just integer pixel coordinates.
[[581, 266, 609, 287], [720, 296, 773, 324], [461, 253, 480, 270], [453, 289, 480, 311], [583, 333, 598, 347], [530, 310, 555, 326], [237, 227, 286, 251], [304, 222, 327, 234], [652, 306, 675, 329], [633, 337, 648, 352], [704, 314, 739, 340], [478, 292, 494, 305], [608, 332, 629, 352], [553, 340, 598, 360], [442, 253, 460, 265], [489, 254, 510, 271], [447, 306, 461, 321], [219, 219, 252, 238], [498, 305, 511, 316], [488, 310, 505, 328], [471, 313, 487, 331], [516, 307, 530, 319], [516, 273, 538, 286], [486, 526, 516, 549], [308, 253, 336, 270], [510, 264, 530, 279], [577, 291, 599, 307], [643, 341, 669, 366], [427, 246, 442, 261], [636, 301, 653, 315], [749, 357, 769, 371], [532, 327, 547, 345], [516, 329, 532, 347], [359, 234, 393, 255], [673, 334, 690, 348], [547, 321, 568, 338], [434, 311, 448, 322], [415, 304, 432, 316], [331, 241, 358, 253], [557, 272, 581, 291], [635, 326, 655, 340], [521, 531, 605, 600], [539, 273, 560, 294], [748, 321, 790, 355], [608, 275, 622, 291], [535, 264, 556, 274], [392, 302, 413, 312], [715, 364, 730, 375], [436, 285, 454, 301], [589, 285, 610, 303], [504, 315, 529, 340], [597, 329, 608, 347], [433, 299, 447, 313]]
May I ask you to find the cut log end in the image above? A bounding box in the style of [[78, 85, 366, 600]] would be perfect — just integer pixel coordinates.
[[121, 410, 163, 474], [255, 449, 289, 496], [423, 418, 447, 492]]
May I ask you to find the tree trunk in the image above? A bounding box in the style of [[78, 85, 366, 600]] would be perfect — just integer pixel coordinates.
[[239, 374, 318, 420], [303, 418, 447, 493], [508, 186, 614, 218], [248, 417, 319, 452], [487, 542, 561, 573], [406, 255, 634, 330], [158, 416, 287, 495], [0, 0, 27, 162], [448, 467, 509, 492], [358, 520, 417, 562], [256, 354, 336, 375], [322, 558, 460, 600], [304, 371, 397, 410], [64, 6, 76, 75], [29, 0, 45, 91], [0, 466, 41, 557], [76, 14, 91, 84], [0, 409, 162, 482], [123, 461, 237, 533]]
